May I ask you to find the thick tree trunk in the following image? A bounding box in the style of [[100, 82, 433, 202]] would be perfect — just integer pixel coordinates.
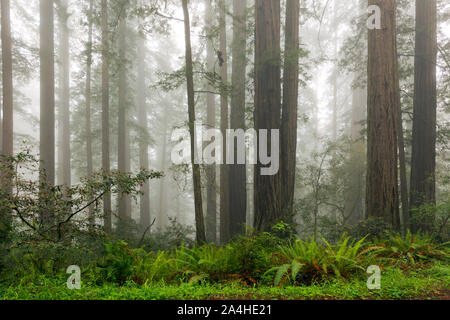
[[137, 35, 151, 232], [39, 0, 56, 225], [409, 0, 437, 233], [85, 0, 94, 226], [366, 0, 400, 230], [117, 17, 131, 222], [158, 112, 169, 230], [40, 0, 55, 186], [253, 0, 282, 232], [204, 0, 217, 243], [182, 0, 206, 244], [229, 0, 247, 237], [280, 0, 300, 222], [57, 0, 71, 189], [101, 0, 112, 233], [218, 0, 230, 244]]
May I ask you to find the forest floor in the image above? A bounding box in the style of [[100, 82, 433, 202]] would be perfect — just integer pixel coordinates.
[[1, 262, 448, 300]]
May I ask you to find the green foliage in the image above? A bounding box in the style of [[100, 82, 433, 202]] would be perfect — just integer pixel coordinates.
[[266, 235, 369, 286], [369, 231, 450, 266], [96, 241, 136, 285]]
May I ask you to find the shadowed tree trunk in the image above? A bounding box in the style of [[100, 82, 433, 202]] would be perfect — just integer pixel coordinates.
[[253, 0, 282, 232], [182, 0, 206, 244], [101, 0, 112, 233], [280, 0, 300, 222], [366, 0, 400, 230], [229, 0, 247, 237], [85, 0, 94, 226], [409, 0, 437, 233], [57, 0, 71, 189], [137, 34, 151, 232], [204, 0, 217, 243], [118, 16, 131, 223], [219, 0, 230, 244]]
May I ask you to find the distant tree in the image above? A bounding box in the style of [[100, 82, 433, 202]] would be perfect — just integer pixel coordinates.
[[101, 0, 112, 233], [39, 0, 56, 225], [366, 0, 400, 230], [57, 0, 71, 189]]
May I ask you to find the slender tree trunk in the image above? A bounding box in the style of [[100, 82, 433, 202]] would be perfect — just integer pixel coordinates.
[[366, 0, 400, 230], [253, 0, 282, 232], [137, 34, 151, 232], [39, 0, 56, 225], [101, 0, 112, 233], [158, 112, 169, 230], [1, 0, 13, 237], [182, 0, 206, 244], [117, 16, 131, 222], [409, 0, 437, 233], [204, 0, 217, 243], [218, 0, 230, 244], [396, 72, 409, 233], [57, 0, 71, 189], [1, 0, 12, 159], [280, 0, 300, 222], [229, 0, 247, 237], [85, 0, 94, 226]]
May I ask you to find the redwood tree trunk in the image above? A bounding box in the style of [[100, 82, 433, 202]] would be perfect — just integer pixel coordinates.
[[253, 0, 282, 232], [366, 0, 400, 230], [229, 0, 247, 237], [280, 0, 300, 222], [182, 0, 206, 244], [57, 0, 71, 189], [218, 0, 230, 244], [204, 0, 217, 243], [137, 34, 151, 232], [101, 0, 112, 233], [409, 0, 437, 233]]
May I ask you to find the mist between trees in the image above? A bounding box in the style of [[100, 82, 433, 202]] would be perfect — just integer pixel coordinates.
[[0, 0, 449, 245]]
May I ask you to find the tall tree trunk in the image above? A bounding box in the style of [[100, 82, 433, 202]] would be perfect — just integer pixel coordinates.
[[218, 0, 230, 244], [101, 0, 112, 233], [280, 0, 300, 222], [253, 0, 282, 232], [117, 16, 131, 223], [1, 0, 13, 237], [137, 34, 151, 232], [1, 0, 12, 159], [204, 0, 217, 243], [39, 0, 56, 225], [409, 0, 437, 233], [181, 0, 206, 244], [229, 0, 247, 237], [366, 0, 400, 230], [57, 0, 71, 189], [158, 111, 169, 230], [85, 0, 94, 226]]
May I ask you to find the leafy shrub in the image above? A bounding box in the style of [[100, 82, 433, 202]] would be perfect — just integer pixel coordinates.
[[349, 218, 393, 240], [96, 241, 136, 285]]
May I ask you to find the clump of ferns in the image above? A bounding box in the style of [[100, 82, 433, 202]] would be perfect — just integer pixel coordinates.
[[265, 235, 370, 286]]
